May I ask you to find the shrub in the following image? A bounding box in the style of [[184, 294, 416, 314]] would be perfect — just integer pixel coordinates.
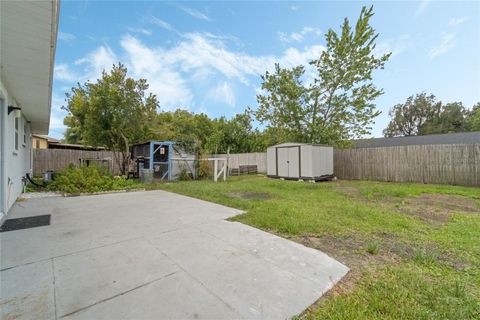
[[48, 165, 141, 194]]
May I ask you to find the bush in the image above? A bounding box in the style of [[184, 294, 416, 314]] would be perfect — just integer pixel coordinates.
[[48, 165, 141, 194]]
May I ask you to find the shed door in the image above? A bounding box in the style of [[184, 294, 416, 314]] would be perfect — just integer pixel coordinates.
[[288, 147, 300, 178], [277, 147, 289, 177], [276, 146, 300, 178]]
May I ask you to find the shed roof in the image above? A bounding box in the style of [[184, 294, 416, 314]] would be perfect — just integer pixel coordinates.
[[269, 142, 331, 148], [353, 132, 480, 148]]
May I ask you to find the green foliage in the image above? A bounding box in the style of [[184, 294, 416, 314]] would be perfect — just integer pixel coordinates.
[[384, 93, 476, 137], [48, 165, 142, 194], [467, 102, 480, 131], [256, 6, 390, 146], [153, 109, 267, 154], [63, 63, 159, 173], [383, 93, 441, 137]]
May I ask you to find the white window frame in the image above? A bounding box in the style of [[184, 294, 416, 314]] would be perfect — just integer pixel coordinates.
[[22, 120, 27, 147], [14, 116, 19, 153]]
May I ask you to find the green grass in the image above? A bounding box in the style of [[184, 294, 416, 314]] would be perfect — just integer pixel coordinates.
[[149, 176, 480, 319]]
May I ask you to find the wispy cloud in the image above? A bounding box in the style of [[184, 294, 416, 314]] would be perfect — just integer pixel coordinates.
[[54, 63, 77, 82], [290, 6, 298, 11], [58, 31, 76, 42], [429, 33, 455, 59], [374, 34, 411, 58], [178, 6, 211, 21], [278, 27, 322, 43], [127, 27, 152, 36], [448, 16, 468, 26], [150, 16, 178, 33], [414, 0, 431, 18], [208, 82, 236, 107]]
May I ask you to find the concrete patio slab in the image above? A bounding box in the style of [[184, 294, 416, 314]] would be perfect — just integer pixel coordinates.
[[0, 260, 55, 320], [54, 238, 179, 317], [1, 190, 348, 319], [64, 271, 241, 320]]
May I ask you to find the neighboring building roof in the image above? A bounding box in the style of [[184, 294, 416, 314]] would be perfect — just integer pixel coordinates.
[[32, 134, 61, 144], [1, 0, 60, 134], [353, 132, 480, 148]]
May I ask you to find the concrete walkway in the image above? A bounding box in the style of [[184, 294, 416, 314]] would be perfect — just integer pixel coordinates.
[[1, 190, 348, 319]]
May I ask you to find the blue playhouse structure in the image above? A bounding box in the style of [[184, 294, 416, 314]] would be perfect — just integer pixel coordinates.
[[131, 141, 177, 180]]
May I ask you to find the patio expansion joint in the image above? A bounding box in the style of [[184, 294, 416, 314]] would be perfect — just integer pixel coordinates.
[[51, 258, 58, 320], [144, 237, 246, 320], [0, 236, 143, 272], [59, 270, 180, 319]]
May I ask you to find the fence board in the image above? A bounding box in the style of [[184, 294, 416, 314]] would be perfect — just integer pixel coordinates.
[[33, 149, 124, 176], [334, 144, 480, 187]]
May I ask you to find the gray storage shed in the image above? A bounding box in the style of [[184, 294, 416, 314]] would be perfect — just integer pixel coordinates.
[[267, 143, 334, 181]]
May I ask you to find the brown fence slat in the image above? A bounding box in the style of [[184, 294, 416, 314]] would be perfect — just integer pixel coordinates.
[[33, 149, 124, 176]]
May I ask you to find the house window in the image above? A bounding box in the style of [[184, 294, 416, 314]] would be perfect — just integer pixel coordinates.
[[14, 117, 19, 151], [36, 139, 40, 149], [23, 122, 27, 146]]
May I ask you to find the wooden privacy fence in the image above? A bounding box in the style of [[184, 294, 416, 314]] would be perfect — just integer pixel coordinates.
[[33, 149, 124, 176], [334, 144, 480, 187], [33, 145, 480, 186]]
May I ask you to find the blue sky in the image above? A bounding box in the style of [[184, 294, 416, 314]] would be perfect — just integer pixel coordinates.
[[50, 0, 480, 139]]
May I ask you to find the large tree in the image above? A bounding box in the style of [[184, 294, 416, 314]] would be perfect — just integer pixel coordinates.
[[63, 63, 159, 174], [256, 6, 390, 146], [467, 102, 480, 131], [383, 93, 441, 137], [383, 93, 474, 137], [422, 102, 469, 134]]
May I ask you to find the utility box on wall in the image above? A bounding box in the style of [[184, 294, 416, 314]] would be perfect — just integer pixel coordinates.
[[267, 143, 334, 181]]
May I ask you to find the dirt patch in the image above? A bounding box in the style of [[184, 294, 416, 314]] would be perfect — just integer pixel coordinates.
[[332, 186, 359, 197], [413, 194, 479, 214], [393, 194, 480, 225], [227, 191, 272, 200], [334, 185, 479, 225]]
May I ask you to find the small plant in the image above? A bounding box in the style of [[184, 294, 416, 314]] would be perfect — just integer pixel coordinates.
[[413, 249, 438, 266], [366, 241, 380, 255], [178, 167, 193, 181]]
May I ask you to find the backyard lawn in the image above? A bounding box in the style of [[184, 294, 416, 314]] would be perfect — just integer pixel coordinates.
[[150, 175, 480, 320]]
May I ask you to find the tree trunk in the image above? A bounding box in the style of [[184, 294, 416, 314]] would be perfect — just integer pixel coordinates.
[[120, 133, 130, 175]]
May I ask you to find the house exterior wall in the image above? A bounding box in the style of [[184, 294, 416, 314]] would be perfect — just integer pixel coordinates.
[[32, 136, 49, 149], [0, 80, 32, 221]]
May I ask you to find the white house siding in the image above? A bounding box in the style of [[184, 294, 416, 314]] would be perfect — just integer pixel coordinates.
[[0, 80, 32, 221]]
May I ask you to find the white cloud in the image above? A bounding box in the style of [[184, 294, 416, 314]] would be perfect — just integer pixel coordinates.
[[74, 46, 118, 82], [208, 82, 235, 107], [179, 6, 211, 21], [414, 0, 431, 18], [429, 33, 455, 59], [58, 33, 325, 110], [290, 6, 298, 11], [120, 35, 192, 109], [58, 31, 76, 42], [278, 27, 322, 43], [127, 27, 152, 36], [374, 34, 411, 58], [54, 63, 77, 82], [448, 16, 468, 26], [150, 16, 177, 33], [49, 93, 67, 137]]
